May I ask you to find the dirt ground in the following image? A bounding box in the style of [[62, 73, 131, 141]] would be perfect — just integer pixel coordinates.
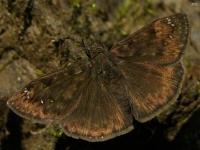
[[0, 0, 199, 150]]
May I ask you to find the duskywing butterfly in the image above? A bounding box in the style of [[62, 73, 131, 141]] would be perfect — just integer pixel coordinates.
[[7, 13, 189, 142]]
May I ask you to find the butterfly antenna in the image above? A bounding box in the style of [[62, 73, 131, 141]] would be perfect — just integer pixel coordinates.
[[82, 39, 91, 59]]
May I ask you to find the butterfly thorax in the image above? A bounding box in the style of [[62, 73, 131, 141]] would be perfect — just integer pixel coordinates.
[[88, 53, 120, 82], [82, 39, 106, 59]]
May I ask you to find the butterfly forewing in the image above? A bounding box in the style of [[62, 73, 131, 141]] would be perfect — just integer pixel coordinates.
[[7, 64, 90, 123], [111, 13, 189, 65]]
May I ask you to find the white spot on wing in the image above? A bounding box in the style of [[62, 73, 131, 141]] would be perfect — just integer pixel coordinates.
[[24, 88, 31, 99], [40, 99, 44, 104]]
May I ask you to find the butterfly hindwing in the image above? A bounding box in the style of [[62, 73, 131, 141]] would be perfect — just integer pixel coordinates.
[[119, 61, 184, 122], [61, 60, 133, 141]]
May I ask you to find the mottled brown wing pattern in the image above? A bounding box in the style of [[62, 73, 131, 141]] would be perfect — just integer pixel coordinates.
[[111, 13, 189, 65], [7, 63, 89, 123]]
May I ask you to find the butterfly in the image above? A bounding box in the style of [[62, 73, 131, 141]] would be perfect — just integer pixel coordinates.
[[7, 13, 189, 142]]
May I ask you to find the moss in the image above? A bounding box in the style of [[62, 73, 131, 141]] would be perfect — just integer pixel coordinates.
[[35, 69, 45, 76], [47, 125, 63, 138]]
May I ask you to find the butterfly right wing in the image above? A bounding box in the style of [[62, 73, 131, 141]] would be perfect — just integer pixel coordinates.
[[7, 63, 90, 124], [110, 14, 188, 122]]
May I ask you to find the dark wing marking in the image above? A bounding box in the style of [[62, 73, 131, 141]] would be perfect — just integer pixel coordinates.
[[111, 13, 189, 65], [7, 64, 89, 124]]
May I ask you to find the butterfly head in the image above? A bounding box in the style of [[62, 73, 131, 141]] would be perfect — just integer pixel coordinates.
[[82, 39, 107, 61]]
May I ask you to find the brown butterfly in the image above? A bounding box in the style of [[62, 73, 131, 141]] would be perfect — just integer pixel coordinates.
[[7, 13, 189, 142]]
